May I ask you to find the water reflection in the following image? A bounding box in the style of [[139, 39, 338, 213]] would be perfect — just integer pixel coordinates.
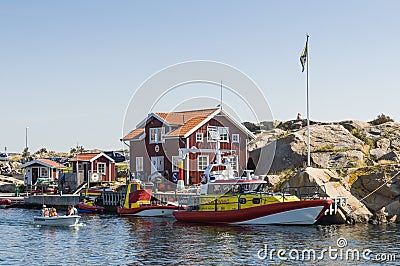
[[0, 209, 399, 265]]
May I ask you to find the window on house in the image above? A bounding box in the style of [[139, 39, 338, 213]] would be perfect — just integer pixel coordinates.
[[136, 157, 143, 172], [232, 134, 240, 143], [149, 127, 165, 143], [223, 156, 238, 171], [40, 167, 48, 178], [196, 133, 203, 142], [197, 155, 209, 171], [97, 163, 106, 174], [218, 127, 229, 142], [172, 156, 180, 172], [207, 126, 229, 142], [207, 126, 218, 142]]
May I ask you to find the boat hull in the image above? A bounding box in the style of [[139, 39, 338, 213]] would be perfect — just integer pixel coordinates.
[[33, 215, 81, 226], [0, 199, 12, 208], [117, 205, 179, 217], [173, 199, 332, 225], [77, 202, 105, 213]]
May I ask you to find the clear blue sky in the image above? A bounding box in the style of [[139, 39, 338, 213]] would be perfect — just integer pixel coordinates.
[[1, 1, 399, 153]]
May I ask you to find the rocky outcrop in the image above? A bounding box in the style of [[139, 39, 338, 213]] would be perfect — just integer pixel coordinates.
[[246, 117, 400, 223], [348, 166, 400, 223], [250, 124, 366, 174], [283, 167, 372, 223], [339, 120, 370, 132]]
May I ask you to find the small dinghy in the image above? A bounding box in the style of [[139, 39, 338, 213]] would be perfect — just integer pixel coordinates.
[[34, 215, 81, 226]]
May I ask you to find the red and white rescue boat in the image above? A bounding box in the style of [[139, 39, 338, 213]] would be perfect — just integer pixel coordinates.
[[117, 180, 182, 217]]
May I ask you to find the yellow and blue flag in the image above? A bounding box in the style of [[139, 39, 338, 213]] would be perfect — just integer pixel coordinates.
[[300, 40, 308, 72]]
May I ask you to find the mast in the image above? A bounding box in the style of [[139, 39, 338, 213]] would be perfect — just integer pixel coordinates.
[[306, 35, 310, 167]]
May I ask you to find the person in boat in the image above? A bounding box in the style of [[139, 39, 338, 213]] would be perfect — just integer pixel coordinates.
[[71, 205, 78, 215], [49, 208, 59, 217], [66, 205, 72, 215], [41, 205, 49, 217], [67, 205, 75, 215]]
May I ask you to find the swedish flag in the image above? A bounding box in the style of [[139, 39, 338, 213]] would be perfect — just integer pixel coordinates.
[[300, 40, 308, 72]]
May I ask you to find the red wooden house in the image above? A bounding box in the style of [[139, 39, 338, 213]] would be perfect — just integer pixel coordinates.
[[69, 152, 116, 183], [122, 108, 255, 186]]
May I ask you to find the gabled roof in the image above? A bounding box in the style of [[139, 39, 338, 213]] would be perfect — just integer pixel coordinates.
[[121, 128, 145, 141], [69, 152, 115, 163], [155, 108, 219, 125], [168, 116, 208, 137], [122, 107, 256, 140], [19, 158, 66, 169]]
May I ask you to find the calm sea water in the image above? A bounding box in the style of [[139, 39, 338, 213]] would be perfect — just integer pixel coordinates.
[[0, 208, 399, 265]]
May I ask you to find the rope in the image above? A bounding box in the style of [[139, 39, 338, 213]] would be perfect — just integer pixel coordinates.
[[346, 170, 400, 218], [359, 170, 400, 202]]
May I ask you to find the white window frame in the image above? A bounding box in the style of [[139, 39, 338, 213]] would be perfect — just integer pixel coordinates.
[[207, 126, 229, 142], [232, 134, 240, 143], [172, 156, 179, 172], [149, 127, 165, 144], [97, 163, 106, 175], [196, 133, 203, 142], [223, 156, 238, 172], [40, 167, 49, 178], [218, 127, 229, 142], [136, 157, 144, 172], [197, 155, 209, 171], [207, 126, 218, 142]]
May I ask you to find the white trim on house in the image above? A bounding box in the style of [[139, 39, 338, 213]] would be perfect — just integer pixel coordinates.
[[183, 109, 221, 138], [129, 108, 255, 142], [197, 155, 209, 171], [136, 113, 178, 128], [149, 127, 165, 144], [206, 126, 229, 142], [90, 152, 115, 163], [40, 167, 49, 178], [232, 134, 240, 143], [19, 160, 65, 170], [183, 109, 256, 139], [196, 133, 203, 142], [97, 162, 106, 175]]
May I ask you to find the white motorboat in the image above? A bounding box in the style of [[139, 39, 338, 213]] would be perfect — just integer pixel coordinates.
[[34, 215, 81, 226]]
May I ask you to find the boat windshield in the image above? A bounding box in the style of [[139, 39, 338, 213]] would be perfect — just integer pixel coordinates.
[[207, 182, 268, 195]]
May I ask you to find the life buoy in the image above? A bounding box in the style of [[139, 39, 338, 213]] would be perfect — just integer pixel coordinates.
[[90, 173, 100, 182]]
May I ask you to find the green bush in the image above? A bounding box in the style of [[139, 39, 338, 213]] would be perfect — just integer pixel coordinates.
[[370, 114, 394, 126]]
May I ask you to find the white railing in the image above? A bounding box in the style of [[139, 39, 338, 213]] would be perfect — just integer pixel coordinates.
[[325, 197, 348, 215]]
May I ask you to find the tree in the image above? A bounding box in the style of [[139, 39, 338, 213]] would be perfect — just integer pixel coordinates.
[[370, 114, 394, 126], [36, 147, 47, 154]]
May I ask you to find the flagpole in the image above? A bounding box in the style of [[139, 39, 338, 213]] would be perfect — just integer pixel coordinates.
[[306, 34, 310, 167]]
